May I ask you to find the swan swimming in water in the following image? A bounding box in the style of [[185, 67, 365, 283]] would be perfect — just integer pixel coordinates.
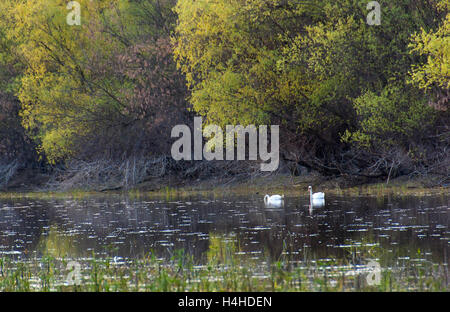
[[264, 194, 284, 207], [309, 186, 325, 207]]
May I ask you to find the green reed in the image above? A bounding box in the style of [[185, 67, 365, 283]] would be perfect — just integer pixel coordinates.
[[0, 239, 447, 292]]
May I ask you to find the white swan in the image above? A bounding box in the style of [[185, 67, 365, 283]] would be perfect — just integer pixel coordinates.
[[308, 186, 324, 199], [264, 194, 284, 207], [309, 186, 325, 207]]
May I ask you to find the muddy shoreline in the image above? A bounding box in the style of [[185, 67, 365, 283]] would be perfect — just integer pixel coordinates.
[[2, 167, 448, 198]]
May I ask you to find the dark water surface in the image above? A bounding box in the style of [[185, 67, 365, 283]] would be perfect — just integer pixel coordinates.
[[0, 193, 448, 268]]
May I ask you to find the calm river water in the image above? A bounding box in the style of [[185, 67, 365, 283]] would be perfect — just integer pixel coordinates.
[[0, 193, 448, 268]]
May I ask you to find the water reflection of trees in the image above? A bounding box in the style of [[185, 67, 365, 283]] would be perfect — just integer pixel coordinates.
[[0, 195, 447, 265], [0, 200, 49, 258]]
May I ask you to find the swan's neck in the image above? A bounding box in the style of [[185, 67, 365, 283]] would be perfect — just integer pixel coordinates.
[[309, 189, 313, 197]]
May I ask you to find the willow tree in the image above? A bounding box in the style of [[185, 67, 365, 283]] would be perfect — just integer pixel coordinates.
[[8, 0, 188, 163], [0, 1, 36, 164]]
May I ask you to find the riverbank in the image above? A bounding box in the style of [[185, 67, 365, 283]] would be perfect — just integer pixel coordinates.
[[1, 170, 448, 200]]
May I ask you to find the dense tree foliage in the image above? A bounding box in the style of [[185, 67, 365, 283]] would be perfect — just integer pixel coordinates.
[[1, 0, 189, 164], [0, 1, 37, 165], [173, 0, 449, 176], [0, 0, 448, 185], [409, 0, 449, 111]]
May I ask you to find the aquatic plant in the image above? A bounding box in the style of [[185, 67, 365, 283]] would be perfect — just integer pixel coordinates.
[[0, 241, 447, 292]]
